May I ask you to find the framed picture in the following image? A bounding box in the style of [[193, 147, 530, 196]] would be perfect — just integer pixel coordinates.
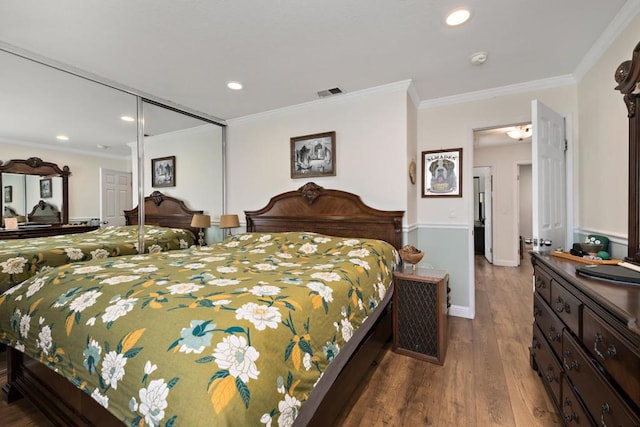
[[152, 156, 176, 187], [422, 148, 463, 197], [290, 131, 336, 179], [40, 178, 52, 198], [4, 185, 12, 203]]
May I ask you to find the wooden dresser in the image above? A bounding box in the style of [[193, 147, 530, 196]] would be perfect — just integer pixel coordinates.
[[0, 224, 98, 240], [530, 252, 640, 425]]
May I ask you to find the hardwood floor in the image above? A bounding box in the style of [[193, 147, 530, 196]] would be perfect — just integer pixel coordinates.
[[0, 256, 559, 426]]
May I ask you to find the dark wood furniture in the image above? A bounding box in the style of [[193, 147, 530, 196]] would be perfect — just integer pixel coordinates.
[[123, 190, 203, 236], [0, 224, 98, 240], [245, 181, 404, 250], [615, 40, 640, 263], [2, 182, 404, 427], [0, 157, 70, 224], [474, 224, 485, 254], [393, 265, 449, 364], [530, 252, 640, 425]]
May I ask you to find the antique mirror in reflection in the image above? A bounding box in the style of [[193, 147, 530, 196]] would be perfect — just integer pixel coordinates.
[[0, 47, 138, 229]]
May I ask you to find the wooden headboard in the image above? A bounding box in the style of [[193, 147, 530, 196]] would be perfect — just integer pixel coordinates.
[[124, 191, 203, 236], [245, 182, 404, 249], [28, 200, 62, 224]]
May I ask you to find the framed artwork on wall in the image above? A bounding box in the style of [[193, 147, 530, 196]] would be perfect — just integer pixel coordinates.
[[422, 148, 463, 197], [152, 156, 176, 187], [40, 178, 52, 198], [290, 131, 336, 178], [4, 185, 12, 203]]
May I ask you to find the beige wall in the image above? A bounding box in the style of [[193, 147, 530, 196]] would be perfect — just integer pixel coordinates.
[[1, 141, 130, 220], [226, 81, 410, 219], [577, 12, 640, 241]]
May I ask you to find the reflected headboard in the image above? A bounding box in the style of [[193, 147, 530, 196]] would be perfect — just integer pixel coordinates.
[[28, 200, 61, 224], [124, 191, 203, 236], [244, 182, 404, 249]]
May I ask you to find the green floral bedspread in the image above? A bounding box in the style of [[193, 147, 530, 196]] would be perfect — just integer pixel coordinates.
[[0, 225, 194, 290], [0, 232, 398, 426]]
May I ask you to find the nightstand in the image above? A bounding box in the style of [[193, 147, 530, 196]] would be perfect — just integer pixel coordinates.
[[393, 265, 450, 364]]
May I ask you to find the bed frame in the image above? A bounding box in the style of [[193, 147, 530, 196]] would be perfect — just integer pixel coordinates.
[[123, 190, 203, 236], [2, 182, 404, 426]]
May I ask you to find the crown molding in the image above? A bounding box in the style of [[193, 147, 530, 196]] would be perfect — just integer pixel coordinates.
[[419, 75, 576, 110], [228, 80, 413, 125], [573, 0, 640, 82]]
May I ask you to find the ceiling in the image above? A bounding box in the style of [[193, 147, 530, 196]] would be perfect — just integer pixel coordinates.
[[0, 1, 635, 156]]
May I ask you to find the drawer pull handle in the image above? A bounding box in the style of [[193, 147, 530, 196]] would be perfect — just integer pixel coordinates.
[[545, 365, 558, 383], [562, 398, 578, 423], [535, 278, 546, 289], [532, 336, 540, 350], [594, 334, 617, 360], [548, 326, 560, 342], [533, 305, 541, 317], [601, 403, 610, 427], [555, 297, 570, 313], [563, 353, 579, 371]]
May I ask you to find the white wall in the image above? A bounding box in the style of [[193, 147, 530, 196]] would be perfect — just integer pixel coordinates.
[[577, 12, 640, 244], [474, 141, 532, 265], [1, 141, 130, 220], [226, 81, 410, 221]]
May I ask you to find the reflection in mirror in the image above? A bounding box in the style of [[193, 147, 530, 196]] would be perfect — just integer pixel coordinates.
[[135, 101, 224, 245], [0, 47, 137, 229]]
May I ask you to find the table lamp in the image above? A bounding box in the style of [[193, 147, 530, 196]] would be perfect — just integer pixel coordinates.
[[190, 214, 211, 247], [219, 214, 240, 237]]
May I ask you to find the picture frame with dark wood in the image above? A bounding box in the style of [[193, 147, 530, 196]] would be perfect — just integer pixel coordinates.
[[151, 156, 176, 188], [422, 148, 463, 197], [4, 185, 12, 203], [290, 131, 336, 178], [40, 178, 52, 198]]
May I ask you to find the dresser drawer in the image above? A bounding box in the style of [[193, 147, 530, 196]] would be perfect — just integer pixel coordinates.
[[561, 378, 592, 426], [550, 280, 581, 334], [532, 323, 562, 405], [582, 307, 640, 405], [534, 293, 563, 359], [564, 330, 639, 426], [533, 266, 552, 304]]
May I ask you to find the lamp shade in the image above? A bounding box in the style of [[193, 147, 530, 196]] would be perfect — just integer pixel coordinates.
[[190, 214, 211, 228], [219, 214, 240, 229]]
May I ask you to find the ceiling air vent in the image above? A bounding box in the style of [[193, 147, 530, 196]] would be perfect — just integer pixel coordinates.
[[317, 87, 343, 98]]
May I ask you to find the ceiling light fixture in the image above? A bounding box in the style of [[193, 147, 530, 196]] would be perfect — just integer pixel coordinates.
[[227, 81, 243, 90], [446, 8, 471, 26], [120, 115, 135, 122], [56, 135, 69, 141], [507, 125, 532, 141], [470, 51, 488, 66], [96, 144, 110, 149]]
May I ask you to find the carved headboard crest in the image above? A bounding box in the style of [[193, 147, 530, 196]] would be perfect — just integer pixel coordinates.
[[150, 191, 165, 206], [298, 182, 324, 204]]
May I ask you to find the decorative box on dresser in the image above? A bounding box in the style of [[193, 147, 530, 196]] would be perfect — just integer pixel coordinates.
[[530, 252, 640, 425], [393, 265, 450, 364]]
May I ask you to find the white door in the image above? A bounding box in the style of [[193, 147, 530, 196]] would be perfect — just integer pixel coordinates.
[[531, 100, 566, 252], [100, 169, 132, 226]]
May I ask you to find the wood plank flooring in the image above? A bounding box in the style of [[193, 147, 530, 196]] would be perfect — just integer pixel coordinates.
[[0, 256, 559, 426]]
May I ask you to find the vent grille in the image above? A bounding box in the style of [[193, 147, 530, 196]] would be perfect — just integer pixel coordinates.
[[317, 87, 343, 98]]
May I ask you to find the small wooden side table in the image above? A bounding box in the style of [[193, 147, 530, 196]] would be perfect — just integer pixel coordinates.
[[393, 265, 450, 364]]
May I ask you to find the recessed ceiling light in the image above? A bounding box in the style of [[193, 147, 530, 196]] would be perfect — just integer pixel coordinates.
[[56, 135, 69, 141], [96, 144, 110, 149], [446, 8, 471, 26], [227, 81, 243, 90], [120, 115, 135, 122]]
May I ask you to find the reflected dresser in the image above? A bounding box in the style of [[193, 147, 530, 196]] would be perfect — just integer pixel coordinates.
[[530, 252, 640, 425]]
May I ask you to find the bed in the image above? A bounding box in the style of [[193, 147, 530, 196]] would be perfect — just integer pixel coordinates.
[[0, 191, 200, 292], [0, 182, 404, 426]]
